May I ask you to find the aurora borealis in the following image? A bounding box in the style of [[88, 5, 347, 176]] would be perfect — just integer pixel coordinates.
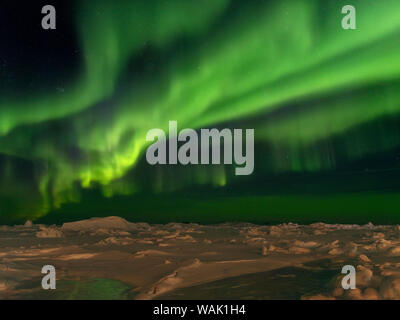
[[1, 0, 400, 224]]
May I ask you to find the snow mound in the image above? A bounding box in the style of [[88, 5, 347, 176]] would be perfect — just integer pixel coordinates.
[[61, 216, 139, 232]]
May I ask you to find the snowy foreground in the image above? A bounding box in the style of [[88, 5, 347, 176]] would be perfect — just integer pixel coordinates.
[[0, 217, 400, 299]]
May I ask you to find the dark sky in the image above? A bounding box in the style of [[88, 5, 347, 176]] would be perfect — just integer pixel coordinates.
[[1, 0, 400, 225]]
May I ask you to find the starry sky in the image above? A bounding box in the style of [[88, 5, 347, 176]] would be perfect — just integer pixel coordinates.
[[1, 0, 400, 224]]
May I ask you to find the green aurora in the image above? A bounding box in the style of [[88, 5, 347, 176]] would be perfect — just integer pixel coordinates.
[[1, 0, 400, 224]]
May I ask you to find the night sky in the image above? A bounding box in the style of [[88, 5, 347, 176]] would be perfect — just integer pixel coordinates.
[[1, 0, 400, 225]]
